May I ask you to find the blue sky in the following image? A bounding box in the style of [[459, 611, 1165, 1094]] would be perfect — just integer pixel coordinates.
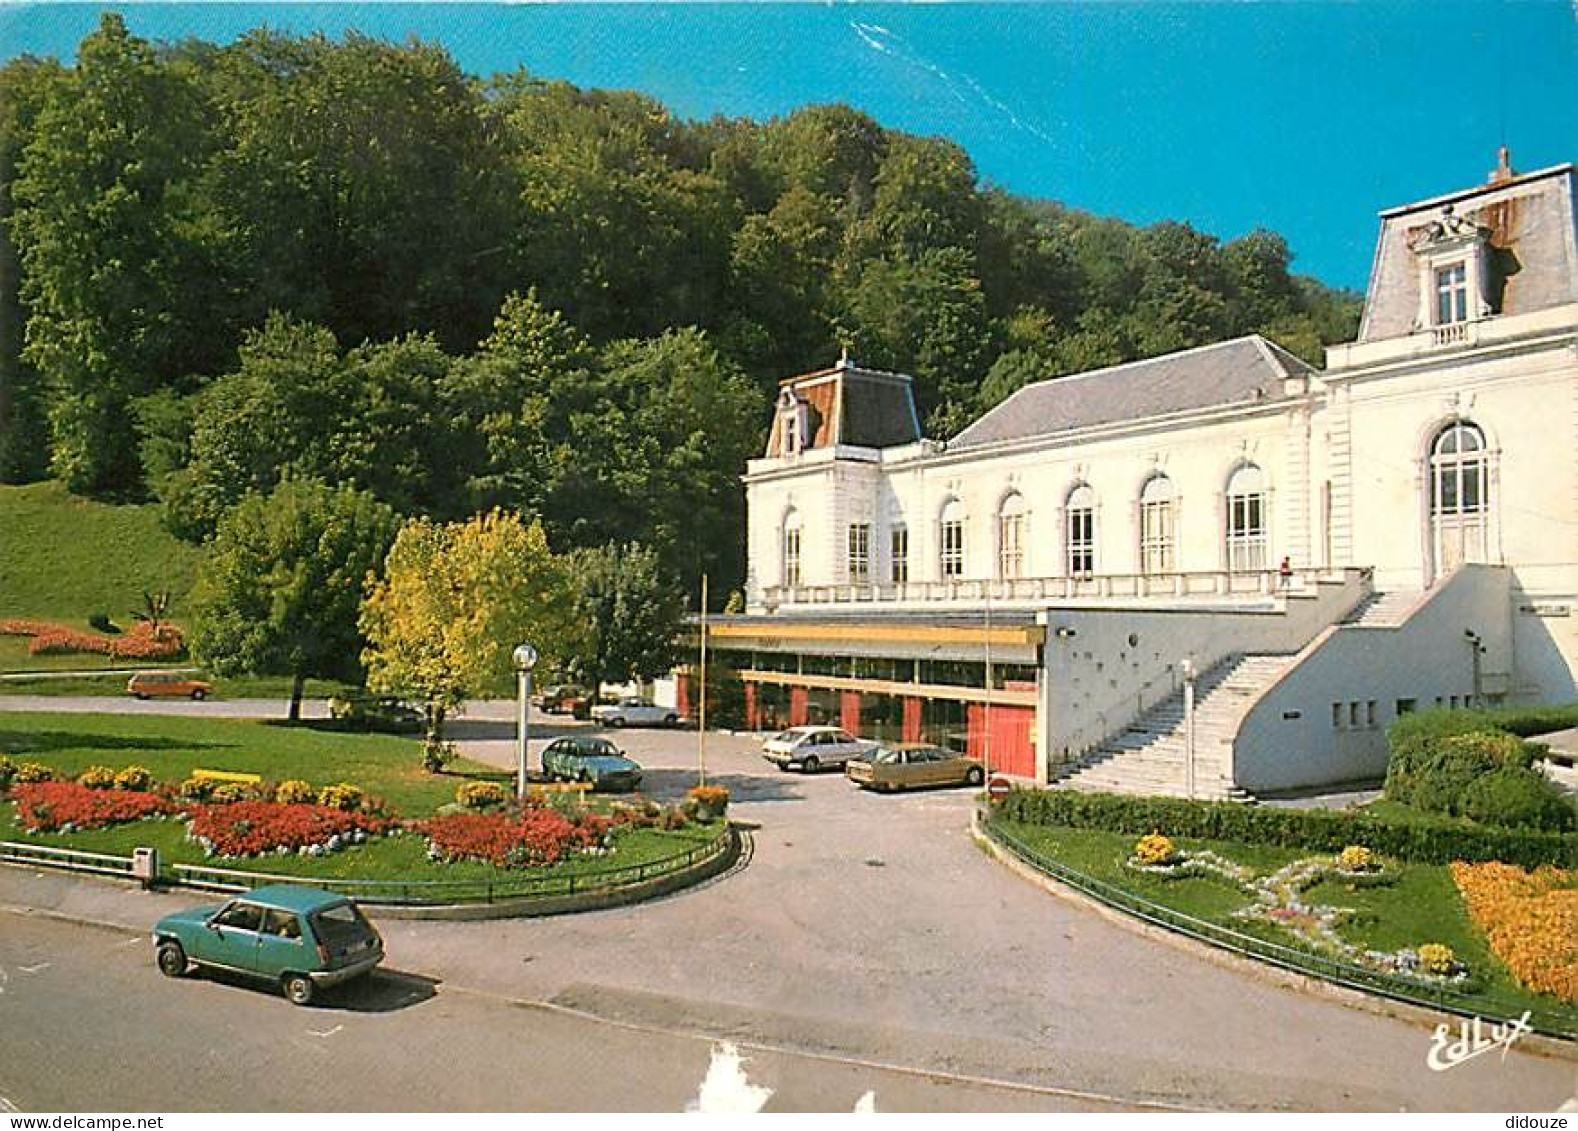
[[2, 2, 1574, 290]]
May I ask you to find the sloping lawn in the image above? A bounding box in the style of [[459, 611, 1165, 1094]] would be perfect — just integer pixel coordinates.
[[991, 819, 1577, 1028]]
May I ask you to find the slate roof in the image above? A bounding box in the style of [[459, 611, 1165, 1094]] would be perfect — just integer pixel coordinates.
[[765, 360, 921, 457], [1358, 163, 1578, 342], [949, 335, 1312, 450]]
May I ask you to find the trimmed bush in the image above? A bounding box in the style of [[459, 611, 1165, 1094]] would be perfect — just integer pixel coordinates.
[[456, 780, 508, 810], [274, 779, 317, 806], [76, 765, 117, 790], [87, 612, 115, 633], [998, 788, 1578, 869], [317, 782, 365, 812], [1459, 768, 1576, 832], [113, 765, 153, 792], [0, 755, 14, 790]]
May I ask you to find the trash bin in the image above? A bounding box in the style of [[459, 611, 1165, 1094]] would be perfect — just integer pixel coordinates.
[[131, 846, 159, 888]]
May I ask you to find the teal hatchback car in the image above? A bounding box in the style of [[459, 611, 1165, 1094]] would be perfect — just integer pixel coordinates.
[[154, 885, 383, 1005]]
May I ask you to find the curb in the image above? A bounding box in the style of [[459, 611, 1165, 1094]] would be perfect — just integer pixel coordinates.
[[970, 811, 1577, 1063]]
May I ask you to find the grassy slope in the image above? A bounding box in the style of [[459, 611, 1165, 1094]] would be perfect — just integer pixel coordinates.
[[995, 820, 1575, 1024], [0, 482, 203, 672], [0, 711, 716, 881]]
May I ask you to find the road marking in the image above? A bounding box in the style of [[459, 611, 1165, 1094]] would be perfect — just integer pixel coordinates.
[[18, 962, 50, 974], [308, 1025, 343, 1039]]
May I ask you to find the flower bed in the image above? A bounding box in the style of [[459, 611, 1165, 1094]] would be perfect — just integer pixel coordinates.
[[0, 617, 184, 659], [11, 780, 176, 832], [1451, 861, 1578, 1003], [187, 800, 397, 859], [420, 806, 615, 868]]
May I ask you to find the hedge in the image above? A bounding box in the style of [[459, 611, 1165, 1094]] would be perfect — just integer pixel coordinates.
[[998, 788, 1578, 869]]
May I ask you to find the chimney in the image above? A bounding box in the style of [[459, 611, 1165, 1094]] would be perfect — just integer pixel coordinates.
[[1489, 145, 1516, 184]]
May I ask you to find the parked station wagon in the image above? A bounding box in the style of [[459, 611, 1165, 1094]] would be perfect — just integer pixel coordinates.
[[540, 736, 643, 791], [845, 743, 986, 792], [154, 885, 383, 1005], [127, 671, 213, 700], [761, 725, 876, 773]]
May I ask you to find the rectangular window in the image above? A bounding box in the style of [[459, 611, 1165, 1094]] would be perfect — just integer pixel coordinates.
[[1226, 493, 1266, 572], [1396, 698, 1416, 716], [940, 519, 965, 579], [890, 525, 908, 585], [847, 524, 870, 585], [1067, 506, 1094, 577], [1366, 700, 1377, 728], [1331, 702, 1343, 729], [1140, 500, 1174, 575], [1436, 262, 1468, 325], [1349, 702, 1361, 727], [998, 513, 1024, 579], [783, 526, 801, 588]]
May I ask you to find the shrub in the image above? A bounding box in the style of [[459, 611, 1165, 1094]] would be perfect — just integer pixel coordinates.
[[685, 784, 729, 819], [996, 787, 1578, 869], [15, 762, 55, 784], [77, 765, 116, 790], [456, 781, 508, 810], [1416, 943, 1456, 976], [1337, 845, 1376, 872], [1459, 768, 1576, 832], [274, 779, 317, 806], [112, 765, 153, 792], [178, 776, 214, 802], [317, 783, 365, 811], [422, 738, 455, 774], [1134, 832, 1177, 866], [0, 755, 14, 790], [12, 781, 175, 832], [87, 612, 116, 633], [209, 782, 250, 804]]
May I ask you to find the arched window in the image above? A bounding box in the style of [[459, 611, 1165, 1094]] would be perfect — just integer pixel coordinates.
[[1430, 421, 1488, 572], [939, 499, 965, 580], [997, 493, 1027, 579], [1225, 464, 1266, 572], [1066, 485, 1095, 578], [1139, 475, 1175, 575], [782, 510, 803, 588]]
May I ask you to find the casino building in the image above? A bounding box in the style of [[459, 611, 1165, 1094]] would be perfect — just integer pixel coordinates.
[[694, 154, 1578, 798]]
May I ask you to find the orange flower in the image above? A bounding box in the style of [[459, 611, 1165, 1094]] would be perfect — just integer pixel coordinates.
[[1451, 861, 1578, 1003]]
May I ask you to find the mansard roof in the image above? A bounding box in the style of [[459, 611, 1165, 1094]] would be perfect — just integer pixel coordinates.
[[1357, 161, 1578, 342], [949, 335, 1312, 450], [765, 357, 921, 456]]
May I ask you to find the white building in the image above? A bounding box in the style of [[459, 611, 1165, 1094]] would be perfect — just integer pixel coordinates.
[[706, 155, 1578, 798]]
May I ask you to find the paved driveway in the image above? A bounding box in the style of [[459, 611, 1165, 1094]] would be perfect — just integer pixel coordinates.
[[0, 698, 1573, 1110]]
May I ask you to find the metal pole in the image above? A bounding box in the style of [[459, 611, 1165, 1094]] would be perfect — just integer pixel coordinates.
[[698, 573, 708, 787], [1182, 659, 1197, 801], [982, 584, 993, 777], [517, 668, 531, 800]]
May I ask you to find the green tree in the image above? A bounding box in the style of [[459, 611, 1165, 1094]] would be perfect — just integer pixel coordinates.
[[189, 479, 398, 720], [360, 510, 574, 749], [565, 542, 685, 695], [9, 13, 214, 493]]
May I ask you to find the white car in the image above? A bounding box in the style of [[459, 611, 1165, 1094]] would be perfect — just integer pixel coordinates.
[[761, 725, 877, 773], [590, 697, 680, 727]]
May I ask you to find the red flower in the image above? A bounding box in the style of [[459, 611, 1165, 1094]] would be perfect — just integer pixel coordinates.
[[419, 808, 610, 868], [12, 781, 175, 831], [187, 800, 395, 857]]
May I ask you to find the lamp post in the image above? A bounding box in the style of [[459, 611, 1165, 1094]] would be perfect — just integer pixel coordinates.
[[513, 643, 538, 800], [1180, 657, 1197, 801]]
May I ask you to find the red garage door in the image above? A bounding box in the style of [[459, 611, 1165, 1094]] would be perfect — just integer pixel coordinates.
[[966, 703, 1036, 779]]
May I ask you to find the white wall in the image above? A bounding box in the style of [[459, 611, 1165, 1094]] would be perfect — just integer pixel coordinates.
[[1233, 565, 1512, 792]]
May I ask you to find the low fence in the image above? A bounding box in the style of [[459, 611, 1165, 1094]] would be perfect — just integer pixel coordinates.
[[979, 817, 1577, 1042], [1, 823, 735, 909]]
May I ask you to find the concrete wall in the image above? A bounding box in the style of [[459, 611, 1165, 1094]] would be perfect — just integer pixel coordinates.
[[1233, 565, 1512, 792], [1039, 570, 1369, 763]]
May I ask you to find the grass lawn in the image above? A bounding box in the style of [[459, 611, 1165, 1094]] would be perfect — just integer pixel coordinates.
[[0, 481, 201, 631], [0, 711, 722, 887], [992, 819, 1576, 1026], [0, 669, 357, 700]]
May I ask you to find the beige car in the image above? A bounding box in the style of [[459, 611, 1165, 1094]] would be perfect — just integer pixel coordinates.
[[846, 743, 985, 792]]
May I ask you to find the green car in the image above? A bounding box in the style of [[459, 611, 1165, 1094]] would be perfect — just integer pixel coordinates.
[[540, 735, 643, 791], [153, 885, 384, 1005]]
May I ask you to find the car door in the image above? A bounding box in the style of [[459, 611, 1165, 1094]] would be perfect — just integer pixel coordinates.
[[911, 747, 947, 786], [201, 901, 264, 971], [255, 908, 313, 979]]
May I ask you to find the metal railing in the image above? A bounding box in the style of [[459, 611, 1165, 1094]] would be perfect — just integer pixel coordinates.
[[0, 840, 138, 878], [2, 826, 734, 907], [979, 818, 1577, 1041]]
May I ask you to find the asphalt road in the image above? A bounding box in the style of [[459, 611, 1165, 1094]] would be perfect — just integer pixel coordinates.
[[0, 697, 1574, 1111]]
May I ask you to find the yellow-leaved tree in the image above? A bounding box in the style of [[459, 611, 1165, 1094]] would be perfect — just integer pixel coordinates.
[[360, 510, 573, 768]]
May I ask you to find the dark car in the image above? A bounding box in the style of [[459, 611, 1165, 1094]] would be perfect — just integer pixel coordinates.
[[329, 693, 423, 734], [153, 885, 383, 1005], [538, 685, 591, 715], [540, 736, 643, 791]]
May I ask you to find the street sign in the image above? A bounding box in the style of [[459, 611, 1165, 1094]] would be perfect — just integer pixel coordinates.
[[987, 775, 1012, 804]]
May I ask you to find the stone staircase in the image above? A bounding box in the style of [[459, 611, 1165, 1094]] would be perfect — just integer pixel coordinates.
[[1052, 654, 1298, 800], [1341, 589, 1423, 627]]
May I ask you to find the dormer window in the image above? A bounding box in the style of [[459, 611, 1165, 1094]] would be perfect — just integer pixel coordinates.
[[776, 389, 810, 457], [1435, 262, 1468, 325]]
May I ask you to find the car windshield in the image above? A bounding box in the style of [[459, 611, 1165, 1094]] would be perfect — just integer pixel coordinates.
[[581, 740, 619, 757], [869, 747, 903, 765]]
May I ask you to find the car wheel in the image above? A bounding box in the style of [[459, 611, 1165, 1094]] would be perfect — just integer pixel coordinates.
[[134, 693, 149, 701], [156, 940, 187, 978], [801, 755, 820, 774], [965, 766, 985, 786], [664, 714, 678, 726], [282, 973, 315, 1006], [609, 717, 625, 728], [191, 689, 207, 701]]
